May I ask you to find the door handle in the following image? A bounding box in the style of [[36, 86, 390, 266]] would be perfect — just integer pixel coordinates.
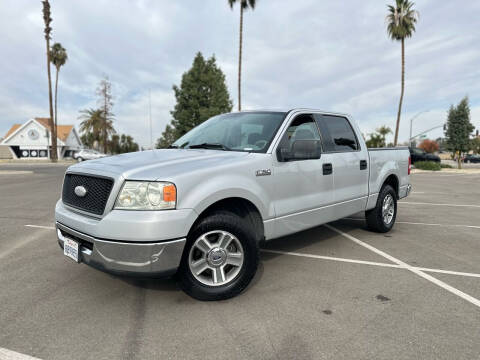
[[323, 163, 333, 175], [360, 160, 368, 170]]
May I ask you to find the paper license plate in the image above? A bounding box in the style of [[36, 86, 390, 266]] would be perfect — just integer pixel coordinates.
[[64, 237, 79, 263]]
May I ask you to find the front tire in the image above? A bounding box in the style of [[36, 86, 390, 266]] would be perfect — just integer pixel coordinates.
[[365, 185, 397, 233], [77, 157, 83, 162], [178, 211, 259, 301]]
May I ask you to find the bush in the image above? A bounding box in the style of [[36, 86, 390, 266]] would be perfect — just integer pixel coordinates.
[[414, 161, 441, 171], [440, 163, 453, 169]]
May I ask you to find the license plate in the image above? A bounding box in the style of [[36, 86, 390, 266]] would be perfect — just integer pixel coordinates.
[[64, 238, 79, 263]]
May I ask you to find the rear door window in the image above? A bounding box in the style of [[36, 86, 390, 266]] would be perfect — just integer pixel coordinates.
[[314, 115, 359, 152]]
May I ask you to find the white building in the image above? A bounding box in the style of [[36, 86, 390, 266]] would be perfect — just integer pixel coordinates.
[[1, 118, 82, 159]]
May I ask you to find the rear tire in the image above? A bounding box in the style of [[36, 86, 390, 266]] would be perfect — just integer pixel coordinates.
[[365, 185, 397, 233], [77, 157, 83, 162], [178, 210, 259, 301]]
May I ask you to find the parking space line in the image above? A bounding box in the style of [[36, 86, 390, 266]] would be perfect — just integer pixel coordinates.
[[25, 225, 55, 230], [400, 201, 480, 208], [343, 218, 480, 229], [325, 224, 480, 308], [261, 249, 401, 268], [0, 347, 42, 359], [415, 267, 480, 278], [262, 250, 480, 279]]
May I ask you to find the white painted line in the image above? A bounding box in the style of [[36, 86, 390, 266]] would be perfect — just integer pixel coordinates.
[[262, 250, 480, 279], [24, 225, 55, 230], [261, 249, 401, 269], [400, 201, 480, 208], [342, 218, 480, 230], [0, 170, 33, 175], [0, 347, 42, 359], [416, 267, 480, 278], [325, 224, 480, 308], [0, 230, 50, 260]]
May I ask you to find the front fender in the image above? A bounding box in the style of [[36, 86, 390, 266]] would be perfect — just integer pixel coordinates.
[[178, 174, 272, 221]]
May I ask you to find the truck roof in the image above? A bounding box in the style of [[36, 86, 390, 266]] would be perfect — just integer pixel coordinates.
[[235, 108, 353, 118]]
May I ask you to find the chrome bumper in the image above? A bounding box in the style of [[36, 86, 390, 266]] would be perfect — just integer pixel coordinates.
[[56, 222, 186, 277], [406, 184, 412, 197], [398, 184, 412, 199]]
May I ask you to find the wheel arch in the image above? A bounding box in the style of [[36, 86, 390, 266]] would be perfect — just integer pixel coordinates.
[[189, 197, 265, 243], [382, 174, 399, 199]]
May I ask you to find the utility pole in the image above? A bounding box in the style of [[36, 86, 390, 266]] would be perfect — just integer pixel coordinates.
[[149, 88, 153, 150]]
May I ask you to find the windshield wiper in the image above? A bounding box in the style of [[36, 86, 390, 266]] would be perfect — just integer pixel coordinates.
[[188, 143, 230, 151], [168, 144, 179, 149]]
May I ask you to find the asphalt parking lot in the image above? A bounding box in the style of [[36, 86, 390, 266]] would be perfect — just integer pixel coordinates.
[[0, 164, 479, 360]]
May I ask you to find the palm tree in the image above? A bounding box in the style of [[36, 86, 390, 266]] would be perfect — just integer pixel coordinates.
[[377, 125, 392, 146], [41, 0, 57, 161], [78, 108, 115, 151], [50, 43, 68, 132], [228, 0, 256, 111], [386, 0, 419, 146]]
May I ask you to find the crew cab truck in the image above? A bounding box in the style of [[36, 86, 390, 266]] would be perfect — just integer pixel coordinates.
[[56, 109, 411, 300]]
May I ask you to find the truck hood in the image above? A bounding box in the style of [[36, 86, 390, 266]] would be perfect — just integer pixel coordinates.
[[68, 149, 251, 181]]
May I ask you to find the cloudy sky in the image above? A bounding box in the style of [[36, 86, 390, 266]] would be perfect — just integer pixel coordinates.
[[1, 0, 479, 147]]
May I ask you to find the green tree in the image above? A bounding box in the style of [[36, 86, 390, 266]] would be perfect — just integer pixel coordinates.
[[96, 76, 114, 153], [78, 108, 115, 151], [50, 43, 68, 133], [157, 52, 232, 147], [42, 0, 57, 161], [386, 0, 419, 146], [80, 132, 96, 150], [471, 137, 480, 155], [120, 134, 139, 153], [366, 126, 392, 148], [156, 124, 177, 149], [444, 97, 474, 169], [228, 0, 256, 111], [110, 134, 139, 154], [109, 134, 121, 154]]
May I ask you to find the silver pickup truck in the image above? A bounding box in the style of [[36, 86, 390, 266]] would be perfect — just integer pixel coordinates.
[[56, 109, 411, 300]]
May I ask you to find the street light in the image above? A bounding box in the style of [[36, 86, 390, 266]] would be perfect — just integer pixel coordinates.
[[409, 110, 430, 145]]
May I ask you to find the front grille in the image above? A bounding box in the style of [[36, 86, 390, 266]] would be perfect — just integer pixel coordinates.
[[62, 174, 114, 215]]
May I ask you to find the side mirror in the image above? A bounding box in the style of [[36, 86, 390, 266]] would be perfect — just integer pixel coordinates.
[[277, 140, 321, 162]]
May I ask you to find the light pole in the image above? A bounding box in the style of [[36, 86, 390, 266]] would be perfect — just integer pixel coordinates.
[[409, 110, 429, 145], [149, 88, 153, 150]]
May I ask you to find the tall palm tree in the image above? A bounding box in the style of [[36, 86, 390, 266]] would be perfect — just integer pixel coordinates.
[[50, 43, 68, 132], [42, 0, 57, 161], [228, 0, 256, 111], [78, 108, 115, 151], [386, 0, 419, 146]]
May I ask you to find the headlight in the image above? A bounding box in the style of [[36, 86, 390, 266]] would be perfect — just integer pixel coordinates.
[[114, 181, 176, 210]]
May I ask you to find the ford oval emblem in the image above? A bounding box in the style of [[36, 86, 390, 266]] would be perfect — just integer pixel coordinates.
[[74, 185, 87, 197]]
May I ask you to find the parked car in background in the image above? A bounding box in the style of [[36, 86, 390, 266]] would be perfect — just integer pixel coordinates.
[[56, 109, 411, 300], [464, 154, 480, 163], [73, 149, 107, 162], [409, 147, 441, 164]]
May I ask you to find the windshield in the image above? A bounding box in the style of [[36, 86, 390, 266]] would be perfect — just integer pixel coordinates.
[[172, 112, 287, 153]]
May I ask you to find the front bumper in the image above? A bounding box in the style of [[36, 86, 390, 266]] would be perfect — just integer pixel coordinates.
[[56, 222, 186, 277]]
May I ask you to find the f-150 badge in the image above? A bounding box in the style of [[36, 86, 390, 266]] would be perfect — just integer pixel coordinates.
[[256, 169, 272, 176]]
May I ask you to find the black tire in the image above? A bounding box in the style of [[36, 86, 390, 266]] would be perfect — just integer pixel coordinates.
[[77, 157, 83, 162], [365, 185, 397, 233], [178, 210, 259, 301]]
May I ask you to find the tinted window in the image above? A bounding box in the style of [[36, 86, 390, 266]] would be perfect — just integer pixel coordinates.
[[280, 115, 320, 151], [314, 115, 359, 152]]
